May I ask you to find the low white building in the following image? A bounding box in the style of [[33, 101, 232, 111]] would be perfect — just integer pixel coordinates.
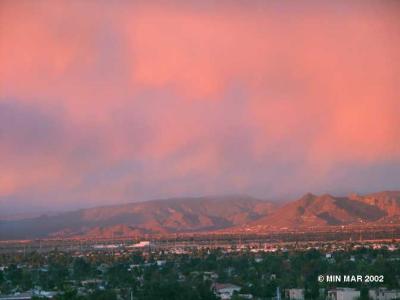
[[327, 288, 360, 300], [34, 290, 58, 298], [369, 288, 400, 300], [92, 244, 119, 250], [285, 288, 304, 300], [156, 260, 166, 267], [0, 292, 33, 300], [129, 241, 152, 248], [213, 283, 241, 300], [238, 294, 253, 299], [80, 279, 104, 287]]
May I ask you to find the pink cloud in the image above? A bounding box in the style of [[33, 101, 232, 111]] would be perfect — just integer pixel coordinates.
[[0, 0, 399, 209]]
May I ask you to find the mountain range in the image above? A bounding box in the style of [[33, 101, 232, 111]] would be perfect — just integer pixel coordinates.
[[1, 191, 400, 240]]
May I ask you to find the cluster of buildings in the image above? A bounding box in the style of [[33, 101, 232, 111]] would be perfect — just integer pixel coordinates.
[[0, 289, 57, 300], [1, 240, 400, 300], [285, 287, 400, 300]]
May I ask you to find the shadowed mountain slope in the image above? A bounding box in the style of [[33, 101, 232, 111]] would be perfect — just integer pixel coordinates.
[[0, 195, 275, 239]]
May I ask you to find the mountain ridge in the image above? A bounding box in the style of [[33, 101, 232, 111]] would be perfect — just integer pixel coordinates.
[[0, 195, 275, 239], [1, 191, 400, 240]]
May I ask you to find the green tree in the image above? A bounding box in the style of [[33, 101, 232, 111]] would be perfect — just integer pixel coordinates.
[[88, 290, 117, 300], [73, 258, 91, 279]]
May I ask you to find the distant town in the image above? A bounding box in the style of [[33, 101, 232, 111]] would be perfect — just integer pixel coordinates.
[[1, 237, 400, 299]]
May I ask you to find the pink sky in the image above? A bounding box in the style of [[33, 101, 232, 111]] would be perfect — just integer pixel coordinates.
[[0, 0, 400, 212]]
